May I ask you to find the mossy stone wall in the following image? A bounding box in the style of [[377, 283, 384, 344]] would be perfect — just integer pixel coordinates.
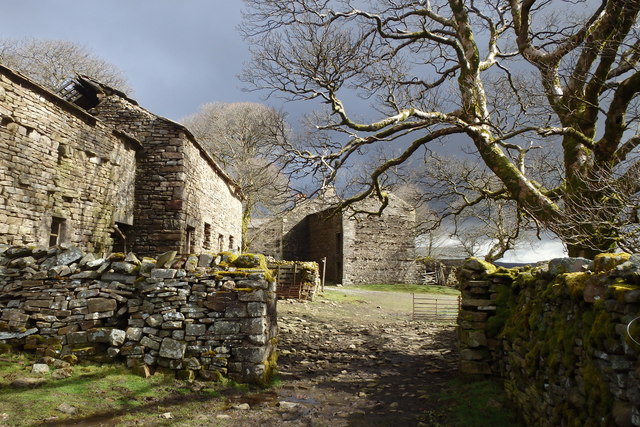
[[458, 255, 640, 426]]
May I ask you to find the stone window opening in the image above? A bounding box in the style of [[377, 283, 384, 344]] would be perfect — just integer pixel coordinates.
[[228, 236, 234, 252], [111, 223, 131, 253], [218, 234, 224, 252], [57, 143, 70, 164], [49, 217, 66, 247], [185, 226, 196, 254], [203, 223, 211, 250], [335, 232, 343, 255], [0, 116, 13, 127]]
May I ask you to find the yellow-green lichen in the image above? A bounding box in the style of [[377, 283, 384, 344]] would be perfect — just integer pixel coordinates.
[[107, 252, 126, 261], [609, 283, 640, 302], [260, 337, 279, 387], [592, 252, 631, 273], [486, 284, 515, 337], [561, 272, 591, 299], [216, 251, 238, 268], [464, 257, 497, 275]]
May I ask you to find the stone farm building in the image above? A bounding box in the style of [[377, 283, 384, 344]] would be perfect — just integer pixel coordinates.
[[248, 189, 420, 285], [0, 64, 242, 256]]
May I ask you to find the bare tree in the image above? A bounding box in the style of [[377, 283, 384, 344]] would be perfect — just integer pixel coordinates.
[[391, 155, 532, 261], [241, 0, 640, 258], [0, 38, 130, 93], [182, 102, 293, 250]]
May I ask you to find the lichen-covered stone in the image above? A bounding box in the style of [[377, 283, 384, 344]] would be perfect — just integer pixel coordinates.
[[87, 298, 117, 313], [593, 253, 631, 273], [548, 257, 591, 275], [159, 338, 186, 360], [111, 262, 138, 274], [459, 257, 640, 426], [56, 247, 84, 266], [125, 327, 143, 341], [150, 269, 177, 279]]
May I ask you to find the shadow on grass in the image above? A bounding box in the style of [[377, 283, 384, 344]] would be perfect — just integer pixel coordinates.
[[38, 389, 223, 427], [0, 366, 122, 396], [0, 363, 232, 426]]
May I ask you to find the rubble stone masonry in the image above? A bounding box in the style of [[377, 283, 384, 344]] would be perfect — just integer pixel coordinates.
[[89, 96, 242, 256], [0, 245, 278, 385], [307, 194, 420, 285], [0, 65, 242, 257], [0, 65, 138, 252]]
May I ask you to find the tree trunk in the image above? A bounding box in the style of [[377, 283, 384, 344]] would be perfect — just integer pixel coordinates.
[[241, 204, 252, 253]]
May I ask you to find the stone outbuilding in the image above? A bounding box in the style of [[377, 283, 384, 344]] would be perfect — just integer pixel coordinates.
[[0, 64, 242, 256], [248, 190, 420, 285]]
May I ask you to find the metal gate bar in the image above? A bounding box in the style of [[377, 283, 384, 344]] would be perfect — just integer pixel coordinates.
[[412, 294, 460, 321]]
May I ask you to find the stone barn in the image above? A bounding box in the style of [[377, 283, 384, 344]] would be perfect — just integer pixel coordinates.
[[0, 64, 242, 256], [248, 190, 420, 285]]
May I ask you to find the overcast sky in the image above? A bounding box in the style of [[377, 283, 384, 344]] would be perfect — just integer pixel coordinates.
[[0, 1, 568, 262], [0, 0, 273, 121]]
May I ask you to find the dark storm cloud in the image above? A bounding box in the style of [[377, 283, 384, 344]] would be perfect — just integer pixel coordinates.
[[0, 0, 262, 120]]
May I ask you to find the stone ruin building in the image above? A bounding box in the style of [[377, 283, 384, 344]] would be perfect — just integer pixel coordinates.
[[0, 64, 282, 384], [248, 189, 420, 285], [0, 64, 242, 256]]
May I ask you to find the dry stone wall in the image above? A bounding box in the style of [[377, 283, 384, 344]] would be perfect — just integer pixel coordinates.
[[458, 255, 640, 426], [0, 65, 138, 252], [0, 245, 277, 385]]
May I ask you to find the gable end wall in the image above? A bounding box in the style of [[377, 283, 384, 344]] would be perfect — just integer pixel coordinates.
[[0, 68, 137, 252]]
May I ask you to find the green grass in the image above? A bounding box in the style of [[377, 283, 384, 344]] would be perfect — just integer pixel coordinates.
[[338, 283, 460, 296], [436, 378, 523, 427], [320, 289, 368, 303], [0, 353, 235, 426]]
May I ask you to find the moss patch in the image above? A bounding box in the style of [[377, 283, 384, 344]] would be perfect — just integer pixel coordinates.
[[592, 252, 630, 273], [561, 272, 591, 299]]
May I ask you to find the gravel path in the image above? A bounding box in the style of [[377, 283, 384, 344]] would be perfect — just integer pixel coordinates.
[[219, 291, 459, 426]]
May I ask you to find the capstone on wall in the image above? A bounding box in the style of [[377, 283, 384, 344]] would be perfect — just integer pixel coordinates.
[[0, 65, 138, 253]]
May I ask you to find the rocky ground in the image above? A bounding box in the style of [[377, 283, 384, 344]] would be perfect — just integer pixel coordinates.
[[218, 289, 460, 426]]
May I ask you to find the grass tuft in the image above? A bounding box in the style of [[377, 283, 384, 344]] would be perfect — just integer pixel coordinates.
[[437, 378, 523, 426]]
